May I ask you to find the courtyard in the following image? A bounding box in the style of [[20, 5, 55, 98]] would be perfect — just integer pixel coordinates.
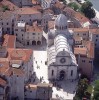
[[32, 48, 78, 100]]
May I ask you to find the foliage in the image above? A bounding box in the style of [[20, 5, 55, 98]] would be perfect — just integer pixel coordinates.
[[74, 78, 91, 100], [93, 80, 99, 100], [68, 2, 80, 11], [2, 5, 9, 12], [81, 1, 96, 19], [87, 85, 92, 94]]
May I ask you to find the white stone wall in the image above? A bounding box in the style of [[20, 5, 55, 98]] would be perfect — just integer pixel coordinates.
[[48, 65, 77, 80], [67, 66, 77, 79]]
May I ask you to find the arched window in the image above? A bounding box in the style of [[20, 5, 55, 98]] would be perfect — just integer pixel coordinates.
[[37, 41, 41, 45], [32, 41, 36, 45]]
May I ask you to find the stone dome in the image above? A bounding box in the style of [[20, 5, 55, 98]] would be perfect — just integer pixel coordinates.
[[55, 14, 68, 30]]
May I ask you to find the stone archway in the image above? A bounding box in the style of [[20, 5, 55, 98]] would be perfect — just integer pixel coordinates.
[[37, 41, 41, 45], [32, 40, 36, 45], [59, 70, 65, 80]]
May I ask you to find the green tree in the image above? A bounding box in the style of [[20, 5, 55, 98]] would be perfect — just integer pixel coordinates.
[[68, 2, 80, 11], [2, 5, 9, 12], [81, 1, 96, 19], [75, 78, 89, 99], [93, 80, 99, 100]]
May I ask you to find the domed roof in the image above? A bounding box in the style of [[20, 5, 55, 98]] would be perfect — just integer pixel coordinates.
[[55, 14, 67, 28]]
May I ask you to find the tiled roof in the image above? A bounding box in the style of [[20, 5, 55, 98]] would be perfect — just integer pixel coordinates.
[[74, 41, 94, 59], [16, 7, 41, 15], [1, 0, 19, 11], [3, 34, 16, 48], [26, 25, 43, 33], [7, 48, 33, 62]]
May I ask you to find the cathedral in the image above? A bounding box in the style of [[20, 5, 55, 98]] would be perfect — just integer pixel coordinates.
[[47, 14, 78, 81]]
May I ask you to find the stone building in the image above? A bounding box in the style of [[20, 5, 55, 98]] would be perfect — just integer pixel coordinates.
[[14, 21, 43, 46], [25, 83, 52, 100], [74, 41, 94, 79], [47, 14, 78, 81]]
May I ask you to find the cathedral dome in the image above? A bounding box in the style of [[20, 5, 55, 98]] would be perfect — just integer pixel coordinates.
[[55, 14, 68, 30]]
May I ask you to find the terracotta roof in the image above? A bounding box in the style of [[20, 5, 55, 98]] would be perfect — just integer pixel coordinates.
[[54, 1, 65, 9], [0, 77, 7, 87], [70, 28, 89, 33], [26, 25, 43, 33], [3, 34, 16, 48], [1, 0, 19, 11], [16, 7, 41, 15], [63, 7, 91, 26], [0, 61, 10, 76], [90, 28, 99, 34], [74, 36, 82, 41], [73, 12, 91, 25], [26, 84, 37, 90], [32, 0, 39, 4], [74, 41, 94, 59], [74, 47, 87, 56], [7, 48, 33, 62], [0, 11, 13, 20], [11, 68, 25, 76], [63, 7, 76, 16], [84, 41, 94, 58]]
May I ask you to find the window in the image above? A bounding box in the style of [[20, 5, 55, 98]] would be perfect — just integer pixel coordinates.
[[89, 61, 92, 63], [96, 35, 98, 37], [7, 23, 8, 25], [82, 60, 85, 62], [52, 70, 54, 76], [2, 23, 3, 25], [30, 91, 32, 93], [22, 34, 23, 37], [96, 39, 97, 42], [7, 28, 10, 31], [16, 34, 17, 36], [21, 29, 24, 32], [71, 70, 73, 76], [33, 33, 35, 35], [83, 33, 86, 36], [15, 29, 18, 31], [27, 41, 29, 45]]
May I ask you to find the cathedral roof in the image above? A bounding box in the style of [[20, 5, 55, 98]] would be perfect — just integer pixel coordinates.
[[55, 14, 67, 28]]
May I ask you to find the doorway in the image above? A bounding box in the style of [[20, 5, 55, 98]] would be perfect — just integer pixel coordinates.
[[59, 70, 65, 80]]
